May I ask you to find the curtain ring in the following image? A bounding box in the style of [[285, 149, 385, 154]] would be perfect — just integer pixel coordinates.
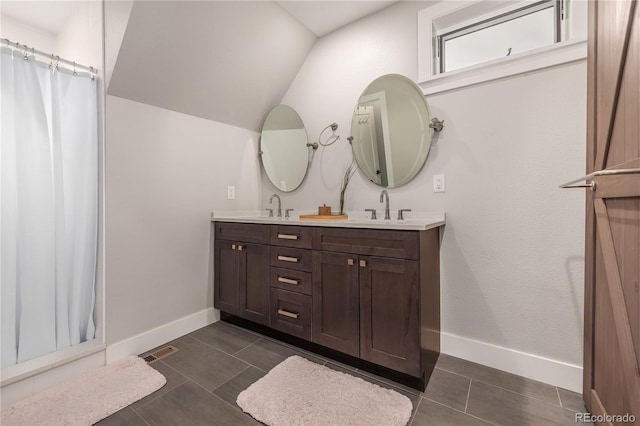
[[89, 66, 95, 80], [23, 44, 29, 60], [73, 61, 77, 76]]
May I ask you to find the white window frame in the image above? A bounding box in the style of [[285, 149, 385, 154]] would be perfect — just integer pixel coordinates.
[[417, 0, 587, 95]]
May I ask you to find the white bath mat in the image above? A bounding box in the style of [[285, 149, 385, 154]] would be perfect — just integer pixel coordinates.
[[237, 355, 413, 426], [1, 355, 166, 426]]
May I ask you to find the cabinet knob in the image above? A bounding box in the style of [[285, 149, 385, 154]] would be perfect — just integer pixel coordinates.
[[231, 244, 236, 250], [347, 258, 354, 266], [237, 245, 244, 251], [359, 260, 367, 267]]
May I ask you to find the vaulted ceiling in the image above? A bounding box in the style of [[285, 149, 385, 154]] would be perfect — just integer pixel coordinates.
[[106, 1, 397, 132], [107, 1, 316, 132]]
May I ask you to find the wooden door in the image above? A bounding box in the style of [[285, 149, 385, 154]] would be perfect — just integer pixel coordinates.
[[583, 0, 640, 421], [214, 241, 239, 315], [359, 256, 421, 376], [238, 243, 270, 325], [312, 251, 359, 357]]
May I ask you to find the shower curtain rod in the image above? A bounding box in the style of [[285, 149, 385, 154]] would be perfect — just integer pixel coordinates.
[[3, 38, 96, 74]]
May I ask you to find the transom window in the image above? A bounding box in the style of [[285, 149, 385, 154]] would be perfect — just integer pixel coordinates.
[[437, 0, 561, 73], [417, 0, 587, 95]]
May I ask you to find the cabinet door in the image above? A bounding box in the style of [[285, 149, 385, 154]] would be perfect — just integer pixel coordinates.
[[360, 256, 421, 376], [238, 243, 270, 325], [214, 241, 239, 315], [312, 251, 359, 357]]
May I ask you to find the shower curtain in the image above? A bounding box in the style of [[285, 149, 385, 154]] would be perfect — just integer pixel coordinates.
[[1, 47, 98, 368]]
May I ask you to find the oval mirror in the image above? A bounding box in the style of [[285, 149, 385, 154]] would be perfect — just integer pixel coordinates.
[[350, 74, 433, 188], [260, 105, 309, 192]]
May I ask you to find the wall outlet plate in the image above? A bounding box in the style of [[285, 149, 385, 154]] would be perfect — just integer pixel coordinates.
[[433, 174, 445, 192], [227, 185, 235, 199]]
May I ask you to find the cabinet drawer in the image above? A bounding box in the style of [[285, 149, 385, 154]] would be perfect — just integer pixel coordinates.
[[271, 247, 312, 272], [270, 288, 312, 341], [270, 267, 312, 295], [312, 227, 419, 260], [214, 222, 270, 244], [271, 225, 312, 249]]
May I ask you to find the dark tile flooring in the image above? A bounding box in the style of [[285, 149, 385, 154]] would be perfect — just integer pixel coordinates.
[[97, 321, 589, 425]]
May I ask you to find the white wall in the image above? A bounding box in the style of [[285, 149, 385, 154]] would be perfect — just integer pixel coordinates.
[[265, 1, 586, 390], [0, 15, 56, 52], [105, 95, 262, 350], [54, 1, 102, 72]]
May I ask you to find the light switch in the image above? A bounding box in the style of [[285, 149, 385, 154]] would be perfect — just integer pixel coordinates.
[[227, 186, 235, 200]]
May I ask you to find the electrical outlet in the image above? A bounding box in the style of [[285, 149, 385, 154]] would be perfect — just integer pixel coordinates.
[[227, 186, 235, 200], [433, 174, 445, 193]]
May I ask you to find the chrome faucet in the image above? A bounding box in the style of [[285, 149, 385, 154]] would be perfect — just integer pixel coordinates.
[[379, 190, 390, 220], [269, 194, 282, 217]]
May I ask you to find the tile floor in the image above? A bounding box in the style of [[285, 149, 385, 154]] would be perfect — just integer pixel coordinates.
[[98, 321, 589, 425]]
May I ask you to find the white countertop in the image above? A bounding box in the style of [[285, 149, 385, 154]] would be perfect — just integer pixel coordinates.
[[211, 210, 445, 231]]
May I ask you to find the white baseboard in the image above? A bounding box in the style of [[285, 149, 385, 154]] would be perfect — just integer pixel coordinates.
[[441, 332, 583, 393], [106, 308, 219, 363]]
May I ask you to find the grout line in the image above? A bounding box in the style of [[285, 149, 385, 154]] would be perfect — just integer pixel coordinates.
[[130, 360, 189, 410], [464, 379, 472, 413], [435, 365, 563, 407], [130, 406, 152, 426], [421, 396, 498, 425], [210, 365, 252, 393], [219, 321, 265, 339], [185, 376, 253, 415], [353, 368, 421, 397], [472, 380, 579, 414], [556, 387, 563, 407], [408, 396, 422, 425], [180, 333, 263, 371], [186, 329, 260, 358]]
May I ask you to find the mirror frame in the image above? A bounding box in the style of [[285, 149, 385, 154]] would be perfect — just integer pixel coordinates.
[[260, 104, 310, 192], [350, 74, 433, 188]]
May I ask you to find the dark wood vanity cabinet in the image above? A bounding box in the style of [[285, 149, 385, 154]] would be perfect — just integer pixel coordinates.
[[359, 256, 421, 376], [213, 223, 270, 325], [213, 220, 441, 389], [312, 251, 360, 357], [311, 227, 428, 376]]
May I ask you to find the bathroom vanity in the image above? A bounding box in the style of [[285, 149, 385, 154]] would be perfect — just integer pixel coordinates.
[[212, 213, 444, 390]]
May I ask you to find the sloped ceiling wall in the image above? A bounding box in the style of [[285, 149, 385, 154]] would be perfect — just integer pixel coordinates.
[[107, 1, 317, 132]]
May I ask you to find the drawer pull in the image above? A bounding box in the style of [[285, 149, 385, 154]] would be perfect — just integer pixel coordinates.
[[348, 258, 354, 266], [277, 255, 299, 263], [278, 276, 299, 285], [231, 244, 236, 250], [277, 309, 299, 319], [359, 260, 367, 267], [277, 233, 299, 240], [237, 245, 244, 251]]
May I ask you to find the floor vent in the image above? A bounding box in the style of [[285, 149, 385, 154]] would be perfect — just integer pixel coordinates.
[[143, 345, 179, 364]]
